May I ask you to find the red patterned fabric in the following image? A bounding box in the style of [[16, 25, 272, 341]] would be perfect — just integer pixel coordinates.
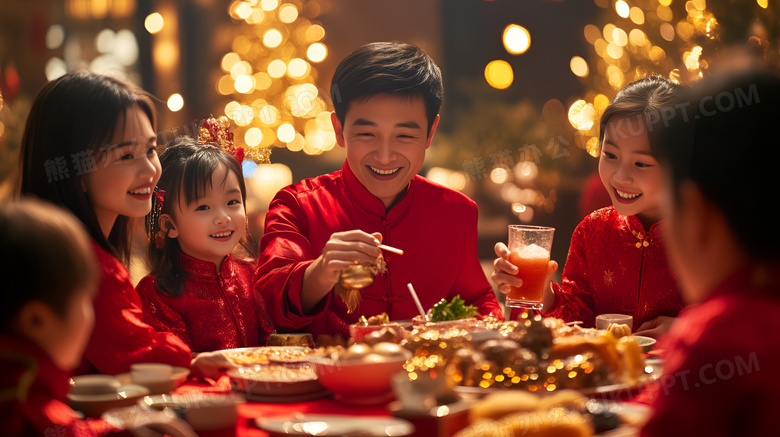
[[641, 266, 780, 437], [75, 241, 192, 375], [546, 207, 684, 329], [136, 252, 277, 352], [256, 161, 502, 339], [0, 335, 129, 436]]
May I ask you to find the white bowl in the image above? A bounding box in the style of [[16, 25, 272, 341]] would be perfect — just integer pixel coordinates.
[[632, 335, 657, 353], [116, 366, 190, 395], [67, 384, 149, 417]]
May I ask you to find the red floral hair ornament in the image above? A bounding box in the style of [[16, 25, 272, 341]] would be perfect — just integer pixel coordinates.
[[197, 116, 270, 164]]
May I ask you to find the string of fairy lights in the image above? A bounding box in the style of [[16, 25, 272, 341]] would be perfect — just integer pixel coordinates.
[[217, 0, 334, 157]]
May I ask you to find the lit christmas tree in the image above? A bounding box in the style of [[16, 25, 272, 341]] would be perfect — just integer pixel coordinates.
[[216, 0, 334, 161]]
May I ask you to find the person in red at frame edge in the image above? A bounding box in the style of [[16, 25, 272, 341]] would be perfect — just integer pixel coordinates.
[[0, 199, 193, 437], [640, 71, 780, 437], [256, 42, 502, 340]]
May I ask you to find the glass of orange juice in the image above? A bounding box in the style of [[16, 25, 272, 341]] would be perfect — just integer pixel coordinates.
[[506, 225, 554, 310]]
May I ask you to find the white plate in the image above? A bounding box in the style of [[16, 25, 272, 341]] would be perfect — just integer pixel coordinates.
[[229, 363, 325, 399], [115, 366, 190, 395], [258, 414, 414, 436], [67, 384, 150, 417]]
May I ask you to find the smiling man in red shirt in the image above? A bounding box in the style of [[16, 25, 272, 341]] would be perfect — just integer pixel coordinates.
[[255, 42, 502, 339]]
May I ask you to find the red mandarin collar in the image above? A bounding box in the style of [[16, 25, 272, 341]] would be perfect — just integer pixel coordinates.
[[177, 251, 235, 279], [342, 160, 416, 223]]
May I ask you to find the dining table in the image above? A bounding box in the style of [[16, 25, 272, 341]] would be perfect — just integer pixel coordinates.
[[172, 375, 392, 437]]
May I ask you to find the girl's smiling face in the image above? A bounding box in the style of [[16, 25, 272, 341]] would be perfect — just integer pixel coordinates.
[[167, 165, 246, 269], [81, 105, 161, 237], [598, 115, 663, 224]]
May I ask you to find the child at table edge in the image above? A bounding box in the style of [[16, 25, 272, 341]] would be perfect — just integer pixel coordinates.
[[255, 42, 502, 339], [492, 76, 686, 338], [640, 69, 780, 437], [0, 198, 192, 436]]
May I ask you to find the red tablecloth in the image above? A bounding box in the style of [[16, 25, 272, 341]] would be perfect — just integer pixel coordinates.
[[173, 376, 391, 437]]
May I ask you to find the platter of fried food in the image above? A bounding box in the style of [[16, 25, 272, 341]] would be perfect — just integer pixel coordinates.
[[221, 346, 310, 366], [400, 313, 658, 397]]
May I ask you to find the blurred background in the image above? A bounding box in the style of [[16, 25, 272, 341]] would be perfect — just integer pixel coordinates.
[[0, 0, 777, 285]]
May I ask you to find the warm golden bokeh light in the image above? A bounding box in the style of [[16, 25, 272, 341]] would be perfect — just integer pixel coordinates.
[[615, 1, 630, 18], [568, 100, 597, 131], [612, 28, 628, 46], [287, 58, 308, 78], [305, 25, 325, 42], [235, 2, 252, 19], [629, 29, 647, 46], [263, 29, 282, 48], [307, 43, 327, 62], [259, 105, 281, 125], [267, 59, 287, 78], [757, 0, 768, 8], [167, 93, 183, 112], [230, 60, 251, 79], [245, 127, 263, 147], [570, 56, 589, 77], [593, 94, 609, 112], [234, 74, 254, 93], [606, 42, 623, 59], [217, 75, 234, 95], [144, 13, 164, 34], [586, 137, 600, 157], [629, 7, 645, 25], [485, 60, 514, 89], [584, 24, 601, 45], [260, 0, 279, 12], [503, 24, 531, 55], [221, 52, 240, 72], [489, 167, 509, 184], [657, 5, 673, 21], [660, 23, 675, 41], [279, 4, 298, 23], [253, 72, 272, 90]]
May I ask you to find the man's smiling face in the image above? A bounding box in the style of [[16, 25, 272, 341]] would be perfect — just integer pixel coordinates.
[[332, 93, 439, 210]]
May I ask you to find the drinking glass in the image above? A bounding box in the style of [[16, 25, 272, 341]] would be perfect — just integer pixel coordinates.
[[506, 225, 555, 310]]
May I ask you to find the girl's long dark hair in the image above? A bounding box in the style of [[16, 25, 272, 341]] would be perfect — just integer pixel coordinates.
[[147, 136, 256, 297], [17, 72, 157, 265]]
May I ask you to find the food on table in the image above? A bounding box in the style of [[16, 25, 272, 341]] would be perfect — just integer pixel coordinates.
[[457, 390, 594, 437], [325, 341, 410, 364], [360, 326, 405, 346], [227, 363, 317, 383], [607, 323, 632, 339], [401, 311, 647, 394], [357, 312, 391, 326], [267, 333, 314, 347], [222, 347, 310, 366], [427, 295, 478, 322]]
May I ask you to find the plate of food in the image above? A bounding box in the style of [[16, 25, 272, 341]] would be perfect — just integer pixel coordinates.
[[228, 362, 329, 402], [221, 346, 310, 366], [404, 313, 660, 400]]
